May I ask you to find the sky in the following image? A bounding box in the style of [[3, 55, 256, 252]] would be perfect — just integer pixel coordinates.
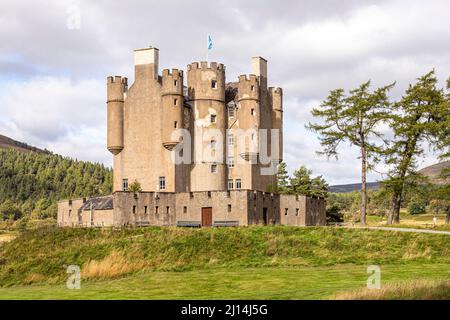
[[0, 0, 449, 184]]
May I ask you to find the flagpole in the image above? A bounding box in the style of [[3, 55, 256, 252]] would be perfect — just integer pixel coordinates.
[[206, 33, 209, 61]]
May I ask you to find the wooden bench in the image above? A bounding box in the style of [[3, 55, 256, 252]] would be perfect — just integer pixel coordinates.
[[213, 220, 239, 227], [177, 221, 202, 228], [135, 221, 150, 227]]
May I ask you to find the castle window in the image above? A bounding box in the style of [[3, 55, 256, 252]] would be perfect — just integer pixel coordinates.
[[68, 200, 72, 206], [227, 190, 231, 197], [251, 133, 255, 141], [122, 179, 129, 191], [132, 205, 136, 214], [144, 206, 148, 214], [208, 191, 212, 198], [174, 80, 178, 86], [236, 179, 242, 190], [210, 114, 216, 123], [211, 80, 217, 89], [251, 85, 254, 91], [296, 208, 299, 216], [227, 156, 234, 168], [159, 176, 166, 190], [166, 206, 170, 214], [211, 164, 217, 173], [68, 209, 72, 217], [183, 206, 187, 214], [285, 208, 288, 215], [228, 134, 234, 146], [251, 108, 254, 115], [228, 107, 235, 118], [155, 206, 159, 214], [174, 121, 178, 128], [228, 204, 232, 212], [228, 179, 234, 189], [211, 139, 216, 150], [174, 98, 178, 106]]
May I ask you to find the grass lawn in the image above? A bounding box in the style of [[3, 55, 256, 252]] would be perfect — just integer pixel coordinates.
[[365, 212, 450, 231], [0, 226, 448, 299], [0, 263, 448, 300]]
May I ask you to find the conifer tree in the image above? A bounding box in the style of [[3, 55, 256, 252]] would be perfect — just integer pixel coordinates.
[[307, 81, 394, 225], [384, 71, 449, 224]]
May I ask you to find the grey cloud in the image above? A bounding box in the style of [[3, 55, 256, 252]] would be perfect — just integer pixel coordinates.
[[0, 0, 448, 183]]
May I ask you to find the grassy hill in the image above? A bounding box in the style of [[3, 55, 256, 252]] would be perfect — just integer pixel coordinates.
[[418, 161, 450, 185], [0, 134, 48, 153], [0, 226, 448, 299], [0, 147, 112, 224], [329, 161, 450, 193]]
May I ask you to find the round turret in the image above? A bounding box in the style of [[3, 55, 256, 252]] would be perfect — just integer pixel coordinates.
[[187, 61, 227, 191], [270, 87, 283, 161], [161, 69, 184, 150], [107, 76, 127, 155]]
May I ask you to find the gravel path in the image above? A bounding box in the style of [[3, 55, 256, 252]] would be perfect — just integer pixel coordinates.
[[364, 226, 450, 235]]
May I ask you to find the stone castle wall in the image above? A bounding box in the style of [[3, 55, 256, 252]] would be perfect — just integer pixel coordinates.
[[57, 191, 325, 227]]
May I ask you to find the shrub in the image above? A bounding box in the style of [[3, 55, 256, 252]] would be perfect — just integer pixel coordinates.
[[408, 201, 426, 215]]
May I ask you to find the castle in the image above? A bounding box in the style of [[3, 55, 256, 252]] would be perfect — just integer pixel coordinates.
[[57, 47, 326, 227]]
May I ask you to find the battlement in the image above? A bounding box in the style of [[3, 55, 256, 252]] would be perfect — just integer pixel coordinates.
[[162, 69, 184, 77], [187, 61, 225, 71], [269, 87, 282, 95], [270, 87, 283, 111], [107, 76, 128, 85], [237, 74, 260, 101], [162, 68, 184, 95]]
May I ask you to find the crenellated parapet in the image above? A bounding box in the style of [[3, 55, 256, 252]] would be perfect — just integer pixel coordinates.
[[237, 74, 260, 102], [187, 61, 225, 102], [269, 87, 283, 111], [162, 69, 184, 96], [107, 76, 128, 102]]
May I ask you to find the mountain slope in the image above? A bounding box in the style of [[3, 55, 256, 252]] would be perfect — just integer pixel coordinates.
[[0, 148, 112, 220], [329, 162, 450, 193], [0, 134, 48, 153], [418, 161, 450, 185]]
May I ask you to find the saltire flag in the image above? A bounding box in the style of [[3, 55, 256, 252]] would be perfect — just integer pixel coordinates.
[[207, 34, 213, 50]]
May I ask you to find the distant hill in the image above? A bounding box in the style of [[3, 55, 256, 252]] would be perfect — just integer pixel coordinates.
[[418, 161, 450, 185], [328, 182, 380, 193], [0, 134, 48, 153], [0, 134, 112, 220], [329, 161, 450, 193]]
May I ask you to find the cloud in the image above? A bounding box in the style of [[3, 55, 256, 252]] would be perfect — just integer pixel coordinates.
[[0, 0, 448, 184], [0, 76, 111, 165]]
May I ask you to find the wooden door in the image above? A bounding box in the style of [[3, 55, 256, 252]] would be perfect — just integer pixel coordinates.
[[201, 207, 212, 227], [263, 207, 268, 225]]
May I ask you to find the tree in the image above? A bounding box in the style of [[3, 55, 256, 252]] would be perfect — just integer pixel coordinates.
[[431, 184, 450, 224], [0, 200, 23, 221], [310, 176, 328, 198], [307, 81, 394, 225], [290, 166, 312, 195], [128, 180, 142, 193], [290, 165, 328, 198], [277, 162, 290, 193], [384, 71, 448, 224]]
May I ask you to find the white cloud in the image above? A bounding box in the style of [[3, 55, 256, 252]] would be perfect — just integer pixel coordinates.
[[0, 76, 111, 165], [0, 0, 448, 184]]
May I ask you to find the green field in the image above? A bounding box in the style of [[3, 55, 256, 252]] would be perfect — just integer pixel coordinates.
[[0, 226, 448, 299]]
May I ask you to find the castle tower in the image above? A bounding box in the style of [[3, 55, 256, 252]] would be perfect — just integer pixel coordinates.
[[270, 87, 283, 162], [134, 47, 159, 81], [161, 69, 184, 150], [107, 76, 127, 155], [187, 61, 227, 191], [236, 74, 260, 161]]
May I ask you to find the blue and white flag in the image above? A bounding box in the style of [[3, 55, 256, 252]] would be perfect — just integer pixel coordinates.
[[207, 34, 213, 50]]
